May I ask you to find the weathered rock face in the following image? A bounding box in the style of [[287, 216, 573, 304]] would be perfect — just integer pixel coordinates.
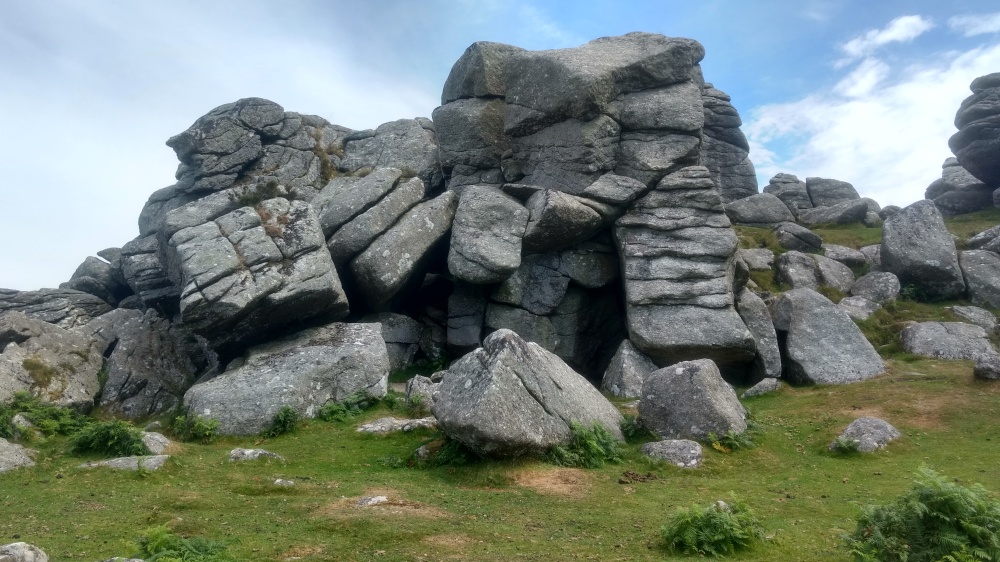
[[900, 322, 995, 360], [838, 296, 881, 321], [770, 289, 884, 385], [638, 359, 747, 441], [601, 339, 659, 397], [773, 222, 822, 252], [724, 193, 795, 226], [881, 200, 965, 300], [63, 254, 133, 307], [0, 438, 36, 473], [641, 439, 703, 468], [163, 196, 349, 357], [959, 250, 1000, 309], [0, 289, 112, 329], [796, 199, 870, 226], [360, 312, 423, 373], [949, 73, 1000, 187], [431, 329, 624, 457], [77, 309, 203, 419], [823, 244, 868, 268], [926, 158, 994, 216], [0, 542, 48, 562], [183, 322, 389, 435], [448, 185, 529, 283], [947, 305, 997, 332], [339, 118, 443, 190], [615, 167, 754, 370], [0, 312, 103, 410], [701, 84, 757, 202]]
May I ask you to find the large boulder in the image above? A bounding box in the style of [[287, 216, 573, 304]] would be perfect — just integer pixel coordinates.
[[522, 189, 604, 252], [0, 312, 103, 410], [773, 222, 822, 252], [796, 199, 870, 226], [448, 185, 529, 283], [948, 73, 1000, 187], [601, 339, 659, 398], [724, 193, 795, 226], [881, 200, 965, 300], [615, 167, 754, 370], [0, 288, 112, 330], [805, 177, 860, 208], [431, 329, 624, 457], [350, 191, 458, 309], [0, 542, 48, 562], [163, 197, 349, 357], [120, 235, 179, 311], [763, 173, 811, 215], [183, 322, 390, 435], [899, 322, 995, 360], [63, 255, 132, 307], [735, 288, 781, 380], [770, 289, 884, 384], [638, 359, 747, 441], [959, 250, 1000, 309], [927, 158, 994, 216]]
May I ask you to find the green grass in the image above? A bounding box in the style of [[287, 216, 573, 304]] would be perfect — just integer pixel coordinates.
[[3, 359, 1000, 561], [944, 207, 1000, 247], [811, 223, 884, 249]]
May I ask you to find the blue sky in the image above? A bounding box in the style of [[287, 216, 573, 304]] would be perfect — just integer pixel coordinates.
[[3, 0, 1000, 290]]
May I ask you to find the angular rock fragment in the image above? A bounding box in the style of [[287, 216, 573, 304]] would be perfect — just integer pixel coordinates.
[[638, 359, 746, 441], [448, 185, 529, 283]]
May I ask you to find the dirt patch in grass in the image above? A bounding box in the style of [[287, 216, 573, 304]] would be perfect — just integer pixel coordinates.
[[422, 533, 474, 549], [513, 467, 592, 498], [279, 544, 324, 560], [313, 488, 449, 519]]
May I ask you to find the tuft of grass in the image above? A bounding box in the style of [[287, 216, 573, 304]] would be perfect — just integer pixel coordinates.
[[846, 467, 1000, 562], [21, 356, 59, 389], [413, 435, 478, 468], [661, 500, 765, 557], [316, 392, 381, 423], [734, 226, 786, 255], [135, 525, 235, 561], [71, 420, 149, 457], [749, 269, 784, 293], [262, 406, 299, 438], [812, 223, 884, 249], [547, 422, 624, 468], [830, 435, 862, 455], [171, 413, 219, 444], [817, 285, 847, 303], [228, 179, 284, 207]]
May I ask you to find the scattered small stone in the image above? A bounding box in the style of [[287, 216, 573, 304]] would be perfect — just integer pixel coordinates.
[[229, 448, 284, 462], [79, 455, 170, 471], [640, 439, 703, 468], [829, 417, 901, 453], [618, 470, 658, 484], [355, 417, 438, 434], [356, 495, 389, 507], [273, 479, 295, 487]]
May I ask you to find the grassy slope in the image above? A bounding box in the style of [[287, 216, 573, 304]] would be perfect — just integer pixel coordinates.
[[4, 212, 1000, 562]]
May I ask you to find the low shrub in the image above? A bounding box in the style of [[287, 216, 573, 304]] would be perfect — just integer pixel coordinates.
[[262, 406, 299, 438], [846, 467, 1000, 562], [71, 420, 149, 457], [708, 429, 755, 454], [0, 392, 88, 439], [316, 392, 380, 423], [547, 421, 624, 468], [830, 435, 861, 455], [620, 414, 654, 443], [661, 500, 765, 556], [171, 414, 219, 444], [135, 525, 234, 561], [414, 436, 477, 468]]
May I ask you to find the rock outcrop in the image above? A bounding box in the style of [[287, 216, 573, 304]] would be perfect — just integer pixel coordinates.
[[431, 329, 623, 457], [949, 73, 1000, 187], [638, 359, 746, 441], [881, 200, 965, 300], [926, 157, 994, 216]]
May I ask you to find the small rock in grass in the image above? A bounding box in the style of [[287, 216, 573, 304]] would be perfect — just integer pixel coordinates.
[[79, 455, 170, 471], [0, 542, 49, 562], [229, 448, 284, 462], [829, 417, 900, 453], [974, 353, 1000, 381], [357, 495, 389, 507], [273, 479, 295, 487], [141, 432, 171, 455], [356, 417, 438, 434], [640, 439, 703, 468], [741, 378, 782, 398]]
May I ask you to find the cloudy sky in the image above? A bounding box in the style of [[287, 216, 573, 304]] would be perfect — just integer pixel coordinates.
[[3, 0, 1000, 290]]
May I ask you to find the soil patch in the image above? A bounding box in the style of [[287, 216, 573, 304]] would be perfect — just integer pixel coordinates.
[[513, 467, 592, 498]]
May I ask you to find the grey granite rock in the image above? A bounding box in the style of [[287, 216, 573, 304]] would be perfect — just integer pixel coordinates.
[[949, 72, 1000, 186], [351, 191, 458, 309], [796, 199, 870, 226], [184, 322, 389, 435], [736, 288, 782, 380], [0, 438, 36, 473], [431, 329, 623, 457], [356, 417, 437, 434], [724, 193, 795, 226], [80, 455, 170, 471], [340, 119, 443, 190], [448, 185, 529, 283], [830, 417, 900, 453], [229, 448, 284, 461], [823, 244, 868, 268], [773, 222, 822, 252], [960, 250, 1000, 308], [640, 439, 702, 468], [770, 289, 884, 384], [701, 84, 758, 202], [741, 378, 783, 398], [522, 189, 604, 252], [881, 200, 965, 300], [0, 312, 103, 410], [775, 251, 821, 290], [580, 173, 649, 206], [737, 248, 775, 271], [0, 542, 48, 562], [900, 322, 995, 360], [763, 173, 811, 215], [946, 305, 997, 332], [639, 359, 746, 441], [326, 176, 427, 265], [838, 296, 881, 321], [315, 167, 403, 237], [0, 288, 112, 330], [806, 177, 860, 208], [601, 339, 659, 398], [973, 353, 1000, 380], [361, 312, 422, 373]]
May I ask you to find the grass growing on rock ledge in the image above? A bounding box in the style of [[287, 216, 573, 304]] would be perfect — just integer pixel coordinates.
[[3, 359, 1000, 561]]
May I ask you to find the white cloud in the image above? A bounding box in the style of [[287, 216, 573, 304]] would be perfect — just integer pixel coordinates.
[[949, 12, 1000, 37], [834, 57, 890, 97], [746, 44, 1000, 208], [839, 15, 934, 61]]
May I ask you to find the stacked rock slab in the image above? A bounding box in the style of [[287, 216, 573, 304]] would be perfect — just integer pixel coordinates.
[[763, 173, 811, 216], [949, 73, 1000, 189], [701, 84, 758, 202], [926, 158, 993, 216], [615, 166, 754, 370]]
